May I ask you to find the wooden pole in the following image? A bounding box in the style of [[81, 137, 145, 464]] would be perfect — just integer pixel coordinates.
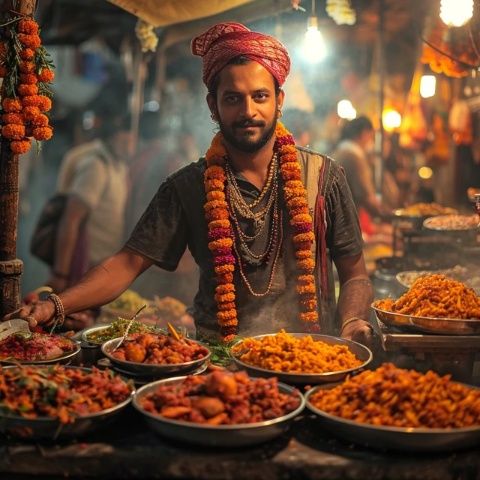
[[0, 0, 36, 317]]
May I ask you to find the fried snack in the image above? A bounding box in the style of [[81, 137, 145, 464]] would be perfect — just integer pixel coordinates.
[[140, 370, 300, 425], [375, 274, 480, 319], [232, 330, 362, 373], [85, 318, 156, 344], [153, 296, 187, 323], [106, 289, 151, 314], [424, 214, 478, 230], [398, 202, 457, 217], [309, 363, 480, 428]]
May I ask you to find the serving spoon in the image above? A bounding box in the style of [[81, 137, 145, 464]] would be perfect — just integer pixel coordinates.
[[111, 304, 147, 352]]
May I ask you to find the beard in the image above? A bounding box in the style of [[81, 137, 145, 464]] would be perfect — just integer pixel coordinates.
[[219, 115, 277, 153]]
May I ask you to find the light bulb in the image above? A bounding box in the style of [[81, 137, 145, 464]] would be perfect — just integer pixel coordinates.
[[382, 109, 401, 131], [420, 75, 436, 98], [337, 99, 356, 120], [301, 16, 327, 64], [440, 0, 473, 27]]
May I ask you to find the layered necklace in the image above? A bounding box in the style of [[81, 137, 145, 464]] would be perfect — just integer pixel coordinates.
[[204, 121, 318, 341]]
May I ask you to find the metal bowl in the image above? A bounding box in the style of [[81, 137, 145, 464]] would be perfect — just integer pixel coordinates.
[[0, 337, 81, 365], [0, 366, 134, 440], [101, 336, 211, 376], [372, 304, 480, 335], [305, 383, 480, 451], [132, 376, 305, 447], [231, 333, 372, 385]]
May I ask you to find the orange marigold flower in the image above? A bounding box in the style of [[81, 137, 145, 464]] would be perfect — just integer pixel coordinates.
[[217, 310, 237, 321], [19, 48, 35, 60], [218, 301, 236, 311], [208, 238, 233, 251], [301, 298, 318, 310], [2, 124, 25, 140], [19, 73, 37, 84], [222, 333, 237, 343], [281, 161, 300, 172], [283, 187, 305, 200], [22, 95, 41, 107], [290, 207, 310, 218], [209, 219, 230, 230], [17, 84, 38, 96], [19, 61, 35, 73], [2, 98, 22, 112], [207, 191, 225, 202], [32, 126, 53, 141], [206, 207, 229, 221], [219, 319, 238, 330], [299, 274, 315, 284], [215, 283, 235, 295], [214, 264, 235, 275], [296, 284, 316, 295], [37, 95, 52, 112], [205, 165, 225, 179], [38, 68, 54, 83], [18, 34, 41, 49], [300, 311, 318, 323], [282, 169, 302, 181], [297, 241, 313, 252], [0, 65, 7, 78], [286, 197, 308, 209], [18, 19, 39, 35], [292, 213, 312, 225], [31, 113, 49, 127], [205, 178, 224, 190], [204, 199, 228, 212], [297, 258, 315, 273], [295, 250, 312, 260], [285, 180, 304, 190], [214, 292, 235, 303], [10, 139, 31, 154], [279, 153, 298, 164], [2, 113, 24, 125], [279, 144, 296, 155], [216, 273, 234, 284], [23, 106, 41, 121], [294, 232, 315, 244]]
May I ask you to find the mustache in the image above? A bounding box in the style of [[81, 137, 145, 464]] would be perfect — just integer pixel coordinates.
[[233, 119, 265, 129]]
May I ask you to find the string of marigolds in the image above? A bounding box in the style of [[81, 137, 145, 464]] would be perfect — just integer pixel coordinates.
[[0, 16, 54, 154], [204, 121, 319, 342]]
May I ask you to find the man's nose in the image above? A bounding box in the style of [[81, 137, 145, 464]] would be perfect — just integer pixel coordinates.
[[240, 97, 255, 118]]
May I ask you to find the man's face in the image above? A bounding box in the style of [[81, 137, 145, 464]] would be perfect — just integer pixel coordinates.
[[208, 61, 284, 153], [360, 129, 375, 154]]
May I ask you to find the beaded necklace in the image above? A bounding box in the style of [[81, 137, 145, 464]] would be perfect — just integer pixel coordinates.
[[204, 121, 318, 341]]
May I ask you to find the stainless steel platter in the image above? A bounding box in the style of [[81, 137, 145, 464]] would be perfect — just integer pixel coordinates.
[[305, 383, 480, 451], [101, 337, 211, 376], [0, 366, 134, 440], [423, 214, 479, 232], [372, 304, 480, 335], [231, 333, 372, 385], [132, 376, 305, 447], [0, 337, 81, 365]]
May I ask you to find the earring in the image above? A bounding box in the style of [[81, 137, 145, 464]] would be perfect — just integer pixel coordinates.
[[277, 109, 282, 118]]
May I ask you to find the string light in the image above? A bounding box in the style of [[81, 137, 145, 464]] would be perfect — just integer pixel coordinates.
[[337, 99, 356, 119], [382, 109, 401, 131], [440, 0, 473, 27]]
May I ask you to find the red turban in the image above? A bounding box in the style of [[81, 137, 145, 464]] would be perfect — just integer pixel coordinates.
[[191, 22, 290, 90]]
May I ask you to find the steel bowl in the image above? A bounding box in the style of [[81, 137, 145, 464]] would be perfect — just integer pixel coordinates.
[[0, 337, 81, 365], [0, 366, 134, 440], [231, 333, 372, 385], [133, 376, 304, 447], [305, 383, 480, 451], [101, 336, 211, 376], [372, 304, 480, 335]]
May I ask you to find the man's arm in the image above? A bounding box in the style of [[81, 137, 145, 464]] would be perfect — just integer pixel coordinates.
[[4, 247, 154, 327], [334, 252, 374, 345]]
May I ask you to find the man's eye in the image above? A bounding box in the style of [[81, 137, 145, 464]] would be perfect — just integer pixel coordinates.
[[225, 96, 239, 104], [255, 93, 268, 101]]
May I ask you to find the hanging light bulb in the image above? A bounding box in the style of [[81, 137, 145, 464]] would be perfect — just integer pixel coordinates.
[[440, 0, 473, 27], [420, 75, 436, 98], [337, 99, 356, 119], [301, 15, 327, 63], [382, 109, 402, 132]]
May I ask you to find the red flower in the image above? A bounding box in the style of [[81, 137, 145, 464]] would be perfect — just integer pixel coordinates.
[[2, 98, 22, 112], [23, 106, 41, 121], [19, 48, 35, 60], [19, 61, 35, 73], [32, 126, 53, 141], [18, 19, 39, 35], [31, 113, 49, 127], [10, 139, 32, 154], [17, 84, 38, 96], [18, 34, 41, 49], [38, 69, 55, 83], [2, 113, 24, 125], [19, 73, 38, 84], [2, 124, 25, 140]]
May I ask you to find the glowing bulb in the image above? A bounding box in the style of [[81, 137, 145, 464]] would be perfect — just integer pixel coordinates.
[[382, 109, 401, 131], [301, 16, 327, 64], [337, 99, 356, 120], [420, 75, 436, 98], [440, 0, 473, 27], [418, 166, 433, 180]]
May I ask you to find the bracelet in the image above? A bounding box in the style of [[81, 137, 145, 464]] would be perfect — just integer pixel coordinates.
[[47, 293, 65, 328], [340, 317, 363, 332], [52, 270, 69, 280]]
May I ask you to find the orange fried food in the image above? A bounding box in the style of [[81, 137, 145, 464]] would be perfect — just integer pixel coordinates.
[[232, 330, 362, 373], [375, 274, 480, 319], [309, 363, 480, 429]]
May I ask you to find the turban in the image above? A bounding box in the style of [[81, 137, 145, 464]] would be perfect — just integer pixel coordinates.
[[191, 22, 290, 90]]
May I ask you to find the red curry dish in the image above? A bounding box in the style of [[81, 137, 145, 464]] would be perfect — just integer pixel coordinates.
[[0, 333, 77, 362]]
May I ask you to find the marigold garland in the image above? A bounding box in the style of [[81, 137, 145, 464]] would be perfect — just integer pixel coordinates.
[[0, 14, 54, 155], [204, 121, 319, 342]]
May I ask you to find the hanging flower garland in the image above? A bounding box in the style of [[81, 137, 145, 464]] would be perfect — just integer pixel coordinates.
[[0, 16, 54, 154], [204, 121, 318, 342]]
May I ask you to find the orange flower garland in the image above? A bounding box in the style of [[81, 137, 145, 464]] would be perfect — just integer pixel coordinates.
[[204, 121, 319, 341], [0, 16, 54, 154]]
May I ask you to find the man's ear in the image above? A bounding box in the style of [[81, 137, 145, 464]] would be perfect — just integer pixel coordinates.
[[277, 89, 285, 111], [206, 93, 218, 121]]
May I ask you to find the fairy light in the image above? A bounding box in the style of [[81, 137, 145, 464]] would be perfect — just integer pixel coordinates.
[[440, 0, 473, 27], [420, 75, 436, 98], [337, 99, 356, 119], [382, 109, 402, 131], [418, 166, 433, 180]]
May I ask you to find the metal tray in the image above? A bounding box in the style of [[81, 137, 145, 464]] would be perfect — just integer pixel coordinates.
[[231, 333, 372, 385], [0, 366, 134, 440], [101, 336, 211, 376], [372, 305, 480, 335], [0, 337, 81, 365], [132, 376, 304, 447], [305, 383, 480, 451], [423, 214, 479, 232]]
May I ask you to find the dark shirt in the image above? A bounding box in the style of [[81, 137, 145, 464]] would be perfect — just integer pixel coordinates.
[[125, 147, 362, 338]]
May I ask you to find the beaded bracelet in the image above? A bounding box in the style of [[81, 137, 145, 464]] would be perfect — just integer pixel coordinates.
[[47, 293, 65, 330]]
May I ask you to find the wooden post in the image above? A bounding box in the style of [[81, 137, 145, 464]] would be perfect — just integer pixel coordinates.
[[0, 0, 36, 317]]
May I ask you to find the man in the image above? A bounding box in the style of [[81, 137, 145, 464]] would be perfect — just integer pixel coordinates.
[[6, 22, 373, 345]]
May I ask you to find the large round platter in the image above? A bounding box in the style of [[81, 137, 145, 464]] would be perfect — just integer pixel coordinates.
[[0, 337, 81, 365], [0, 366, 134, 440], [372, 304, 480, 335], [132, 376, 305, 447], [101, 337, 211, 376], [423, 214, 479, 232], [305, 383, 480, 451], [231, 333, 372, 385]]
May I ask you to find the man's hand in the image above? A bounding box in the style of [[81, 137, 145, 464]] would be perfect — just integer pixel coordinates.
[[340, 318, 374, 347], [2, 300, 56, 328]]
